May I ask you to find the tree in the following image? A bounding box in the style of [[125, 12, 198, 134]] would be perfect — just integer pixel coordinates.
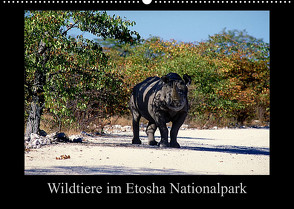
[[24, 11, 140, 137], [206, 29, 269, 124], [104, 30, 269, 127]]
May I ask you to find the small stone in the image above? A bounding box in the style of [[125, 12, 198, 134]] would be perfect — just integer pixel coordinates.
[[39, 130, 47, 136], [54, 132, 69, 142], [69, 135, 83, 143], [26, 133, 51, 149]]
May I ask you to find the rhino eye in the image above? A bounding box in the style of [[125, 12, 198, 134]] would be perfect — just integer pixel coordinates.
[[178, 82, 185, 89]]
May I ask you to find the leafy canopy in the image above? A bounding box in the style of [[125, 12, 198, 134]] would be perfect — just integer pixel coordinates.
[[24, 10, 140, 128], [104, 29, 269, 126]]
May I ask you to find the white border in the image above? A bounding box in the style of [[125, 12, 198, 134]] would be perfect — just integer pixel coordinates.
[[2, 0, 292, 3]]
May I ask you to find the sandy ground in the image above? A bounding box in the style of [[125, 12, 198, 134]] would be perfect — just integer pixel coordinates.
[[24, 128, 269, 175]]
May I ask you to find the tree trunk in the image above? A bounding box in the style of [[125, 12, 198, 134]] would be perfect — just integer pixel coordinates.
[[25, 69, 45, 138], [25, 39, 48, 139], [25, 95, 44, 138]]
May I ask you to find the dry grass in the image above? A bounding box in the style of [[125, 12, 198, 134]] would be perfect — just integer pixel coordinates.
[[39, 114, 134, 136], [39, 112, 269, 136]]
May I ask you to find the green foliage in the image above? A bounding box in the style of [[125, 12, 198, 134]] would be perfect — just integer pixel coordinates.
[[24, 10, 269, 131], [105, 29, 269, 127], [24, 10, 140, 131]]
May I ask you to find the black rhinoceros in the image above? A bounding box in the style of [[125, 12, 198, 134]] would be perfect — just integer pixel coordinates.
[[129, 73, 191, 148]]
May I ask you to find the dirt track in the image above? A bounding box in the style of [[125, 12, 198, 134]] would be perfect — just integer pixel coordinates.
[[25, 128, 269, 175]]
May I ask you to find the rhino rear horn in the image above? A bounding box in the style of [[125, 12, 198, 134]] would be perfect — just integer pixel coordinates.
[[161, 75, 170, 83]]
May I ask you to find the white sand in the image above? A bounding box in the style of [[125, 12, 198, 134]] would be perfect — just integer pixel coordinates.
[[25, 128, 269, 175]]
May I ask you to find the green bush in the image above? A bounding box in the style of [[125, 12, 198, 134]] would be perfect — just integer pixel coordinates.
[[105, 30, 269, 127]]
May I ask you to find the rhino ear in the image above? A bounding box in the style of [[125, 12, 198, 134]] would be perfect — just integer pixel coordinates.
[[183, 74, 192, 86], [161, 75, 170, 83]]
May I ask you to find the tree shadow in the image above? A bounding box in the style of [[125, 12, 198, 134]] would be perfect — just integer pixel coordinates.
[[25, 165, 206, 175]]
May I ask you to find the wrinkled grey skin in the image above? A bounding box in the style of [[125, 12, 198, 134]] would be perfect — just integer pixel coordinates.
[[129, 73, 192, 148]]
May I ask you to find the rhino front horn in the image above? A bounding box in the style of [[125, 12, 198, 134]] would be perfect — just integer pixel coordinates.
[[172, 83, 180, 101]]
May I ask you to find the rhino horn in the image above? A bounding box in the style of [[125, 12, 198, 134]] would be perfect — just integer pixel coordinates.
[[172, 83, 180, 101]]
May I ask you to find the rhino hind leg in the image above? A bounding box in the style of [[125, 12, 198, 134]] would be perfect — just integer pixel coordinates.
[[146, 122, 158, 146], [131, 113, 142, 144], [131, 113, 142, 145], [130, 95, 142, 145]]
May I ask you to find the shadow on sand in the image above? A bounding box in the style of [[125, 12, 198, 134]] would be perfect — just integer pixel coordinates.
[[25, 165, 205, 175], [180, 145, 269, 155], [90, 134, 269, 156]]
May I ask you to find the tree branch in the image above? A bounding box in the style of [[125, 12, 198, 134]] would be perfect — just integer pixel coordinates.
[[61, 21, 79, 36]]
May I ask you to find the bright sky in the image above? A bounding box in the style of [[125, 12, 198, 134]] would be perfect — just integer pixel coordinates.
[[69, 11, 269, 44], [107, 11, 269, 43]]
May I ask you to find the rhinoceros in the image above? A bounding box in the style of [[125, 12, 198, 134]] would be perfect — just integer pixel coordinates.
[[129, 73, 191, 148]]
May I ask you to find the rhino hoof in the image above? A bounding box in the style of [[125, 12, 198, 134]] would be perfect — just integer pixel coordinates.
[[148, 141, 158, 146], [170, 142, 180, 148], [132, 139, 142, 144], [158, 141, 169, 148]]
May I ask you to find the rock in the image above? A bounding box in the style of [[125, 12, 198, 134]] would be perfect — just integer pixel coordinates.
[[25, 131, 83, 150], [94, 132, 101, 135], [24, 135, 30, 142], [72, 138, 83, 143], [46, 132, 58, 139], [54, 132, 69, 142], [39, 130, 47, 137], [121, 125, 131, 132], [26, 133, 51, 149], [30, 133, 40, 141], [81, 131, 93, 137], [69, 135, 83, 143], [114, 125, 122, 129], [180, 124, 189, 130]]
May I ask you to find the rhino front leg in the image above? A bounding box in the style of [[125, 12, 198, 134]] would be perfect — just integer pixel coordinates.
[[146, 121, 158, 146], [155, 112, 169, 147], [170, 112, 187, 148], [158, 125, 169, 147]]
